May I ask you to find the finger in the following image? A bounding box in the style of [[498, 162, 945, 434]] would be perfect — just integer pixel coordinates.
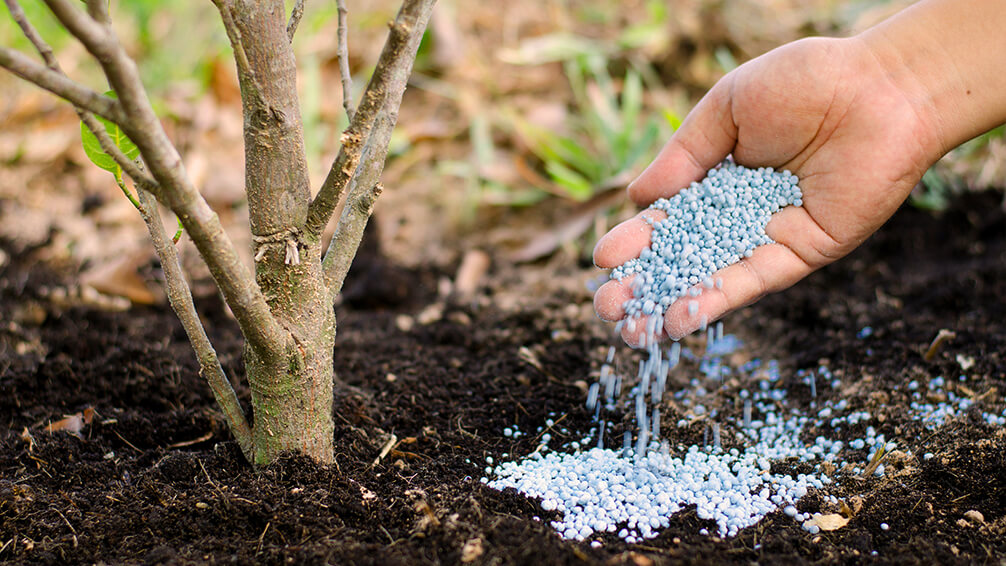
[[593, 209, 667, 269], [663, 242, 813, 340], [627, 77, 739, 206], [593, 276, 634, 322], [594, 276, 669, 348], [621, 313, 666, 348]]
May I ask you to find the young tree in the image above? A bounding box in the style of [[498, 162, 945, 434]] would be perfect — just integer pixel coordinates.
[[0, 0, 436, 466]]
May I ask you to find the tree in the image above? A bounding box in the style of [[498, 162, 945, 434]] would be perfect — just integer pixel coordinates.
[[0, 0, 436, 466]]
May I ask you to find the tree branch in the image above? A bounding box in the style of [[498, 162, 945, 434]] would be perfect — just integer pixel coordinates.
[[286, 0, 306, 42], [336, 0, 354, 123], [5, 0, 253, 452], [321, 99, 394, 291], [304, 0, 435, 239], [136, 189, 254, 459], [41, 0, 289, 360], [4, 0, 156, 191], [7, 0, 253, 452], [84, 0, 109, 25], [0, 46, 124, 123]]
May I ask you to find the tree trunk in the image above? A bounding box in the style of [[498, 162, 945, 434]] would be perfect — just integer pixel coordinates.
[[246, 243, 336, 465], [231, 1, 335, 465]]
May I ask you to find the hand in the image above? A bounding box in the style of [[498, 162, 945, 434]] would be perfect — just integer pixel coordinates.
[[592, 36, 943, 346]]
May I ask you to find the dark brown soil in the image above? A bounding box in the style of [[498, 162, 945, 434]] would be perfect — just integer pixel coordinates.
[[2, 192, 1005, 565]]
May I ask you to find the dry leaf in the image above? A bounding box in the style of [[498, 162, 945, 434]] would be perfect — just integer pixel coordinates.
[[81, 249, 160, 305], [804, 513, 850, 531], [45, 414, 84, 436], [510, 189, 623, 262]]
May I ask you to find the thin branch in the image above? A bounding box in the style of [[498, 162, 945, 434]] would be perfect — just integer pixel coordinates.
[[321, 96, 392, 291], [136, 189, 254, 459], [6, 0, 252, 453], [6, 0, 158, 190], [210, 0, 270, 112], [304, 0, 436, 239], [336, 0, 354, 122], [0, 46, 123, 123], [4, 0, 55, 62], [286, 0, 306, 42], [6, 0, 136, 179], [42, 0, 288, 360]]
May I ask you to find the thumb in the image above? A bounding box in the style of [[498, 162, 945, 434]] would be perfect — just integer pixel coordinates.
[[627, 75, 739, 206]]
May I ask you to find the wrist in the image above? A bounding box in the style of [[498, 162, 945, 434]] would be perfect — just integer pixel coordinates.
[[856, 0, 1006, 160]]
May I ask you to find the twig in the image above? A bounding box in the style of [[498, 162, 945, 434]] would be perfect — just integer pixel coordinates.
[[336, 0, 354, 122], [3, 0, 151, 189], [923, 328, 956, 362], [305, 0, 436, 239], [113, 430, 142, 453], [860, 443, 887, 479], [286, 0, 306, 42], [42, 0, 288, 360], [137, 189, 253, 458], [0, 46, 123, 123], [167, 430, 215, 449], [257, 522, 273, 554], [371, 433, 398, 466]]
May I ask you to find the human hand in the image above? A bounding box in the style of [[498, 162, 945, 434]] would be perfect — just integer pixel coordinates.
[[593, 36, 944, 346]]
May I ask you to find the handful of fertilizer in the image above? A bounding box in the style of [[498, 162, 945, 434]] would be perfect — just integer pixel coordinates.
[[612, 158, 803, 341]]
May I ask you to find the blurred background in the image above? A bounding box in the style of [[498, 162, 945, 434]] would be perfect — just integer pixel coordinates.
[[1, 0, 1003, 309]]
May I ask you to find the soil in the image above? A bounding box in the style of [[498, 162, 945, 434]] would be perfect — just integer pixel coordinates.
[[2, 191, 1006, 565]]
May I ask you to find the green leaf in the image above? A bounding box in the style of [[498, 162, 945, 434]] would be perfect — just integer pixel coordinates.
[[553, 136, 602, 180], [622, 120, 660, 170], [714, 46, 738, 73], [80, 91, 139, 174], [545, 160, 593, 201]]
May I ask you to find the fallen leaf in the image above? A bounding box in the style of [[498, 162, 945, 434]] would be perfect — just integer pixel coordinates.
[[45, 414, 85, 436], [510, 189, 624, 262], [804, 513, 850, 531], [80, 249, 160, 305]]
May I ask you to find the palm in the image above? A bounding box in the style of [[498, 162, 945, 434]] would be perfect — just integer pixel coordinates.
[[594, 37, 939, 344]]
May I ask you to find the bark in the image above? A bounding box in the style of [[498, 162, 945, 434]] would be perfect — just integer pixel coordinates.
[[246, 244, 335, 465], [226, 0, 334, 463]]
